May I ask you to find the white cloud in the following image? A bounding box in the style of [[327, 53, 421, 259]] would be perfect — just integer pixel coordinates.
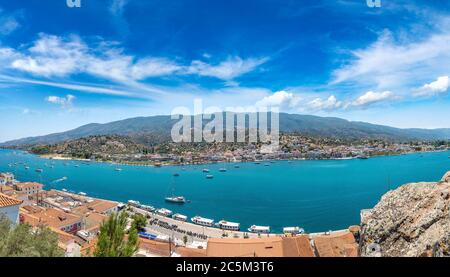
[[332, 30, 450, 90], [6, 34, 266, 85], [188, 56, 269, 80], [46, 94, 76, 109], [414, 76, 450, 97], [307, 95, 342, 111], [0, 9, 20, 35], [351, 91, 394, 107], [256, 90, 301, 108]]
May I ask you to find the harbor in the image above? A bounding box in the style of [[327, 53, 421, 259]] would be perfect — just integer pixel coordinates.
[[1, 148, 450, 233]]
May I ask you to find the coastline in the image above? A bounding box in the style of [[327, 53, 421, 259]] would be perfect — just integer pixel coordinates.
[[31, 148, 450, 168]]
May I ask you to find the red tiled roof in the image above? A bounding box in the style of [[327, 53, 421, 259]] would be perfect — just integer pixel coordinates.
[[0, 193, 23, 208]]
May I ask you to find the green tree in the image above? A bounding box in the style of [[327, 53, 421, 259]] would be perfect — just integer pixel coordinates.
[[0, 216, 63, 257], [131, 213, 147, 232], [94, 212, 139, 257]]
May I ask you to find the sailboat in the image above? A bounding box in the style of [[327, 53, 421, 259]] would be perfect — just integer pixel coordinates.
[[165, 177, 186, 204]]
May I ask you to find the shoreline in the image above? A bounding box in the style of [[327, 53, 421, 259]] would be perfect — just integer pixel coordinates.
[[29, 148, 450, 168]]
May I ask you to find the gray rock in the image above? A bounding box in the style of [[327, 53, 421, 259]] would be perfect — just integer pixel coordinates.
[[360, 171, 450, 257]]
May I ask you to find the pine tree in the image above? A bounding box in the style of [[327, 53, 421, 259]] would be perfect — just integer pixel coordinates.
[[94, 212, 139, 257]]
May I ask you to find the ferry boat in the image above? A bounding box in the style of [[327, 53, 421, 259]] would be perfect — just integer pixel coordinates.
[[206, 174, 214, 179], [248, 225, 270, 234], [140, 205, 156, 212], [202, 168, 210, 173], [35, 169, 44, 173], [156, 208, 173, 217], [165, 196, 186, 204], [172, 213, 188, 222], [283, 227, 305, 235], [217, 220, 240, 231], [191, 216, 214, 227], [219, 168, 227, 172]]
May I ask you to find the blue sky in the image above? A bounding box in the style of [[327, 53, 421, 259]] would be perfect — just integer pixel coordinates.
[[0, 0, 449, 142]]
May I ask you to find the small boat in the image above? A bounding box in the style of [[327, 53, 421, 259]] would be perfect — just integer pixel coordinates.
[[283, 226, 305, 235], [173, 173, 180, 177], [234, 165, 240, 168], [140, 205, 156, 212], [248, 225, 270, 234], [206, 174, 214, 179], [254, 162, 261, 165], [357, 155, 369, 160], [74, 164, 80, 168], [191, 216, 214, 227], [202, 168, 210, 173], [217, 220, 240, 231], [25, 166, 30, 170], [35, 169, 44, 173], [165, 196, 186, 204], [219, 168, 227, 172], [172, 213, 188, 222], [264, 163, 270, 167], [62, 189, 68, 192], [78, 192, 87, 196], [156, 208, 173, 217], [115, 168, 122, 172]]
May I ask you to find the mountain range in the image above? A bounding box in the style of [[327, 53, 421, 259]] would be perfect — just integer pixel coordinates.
[[2, 113, 450, 147]]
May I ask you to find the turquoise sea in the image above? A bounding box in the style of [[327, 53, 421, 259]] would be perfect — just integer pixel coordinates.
[[1, 148, 449, 233]]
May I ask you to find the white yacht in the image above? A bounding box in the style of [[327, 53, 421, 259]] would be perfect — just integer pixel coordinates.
[[248, 225, 270, 234], [191, 216, 214, 227], [172, 213, 188, 222], [165, 196, 186, 204], [217, 220, 240, 231], [283, 226, 305, 235], [156, 208, 173, 217]]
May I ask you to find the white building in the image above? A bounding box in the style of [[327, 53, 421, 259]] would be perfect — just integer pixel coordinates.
[[0, 193, 23, 224]]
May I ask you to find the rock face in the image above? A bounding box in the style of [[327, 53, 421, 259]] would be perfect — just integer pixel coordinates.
[[360, 171, 450, 257]]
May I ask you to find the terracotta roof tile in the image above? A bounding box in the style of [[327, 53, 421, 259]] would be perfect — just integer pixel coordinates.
[[0, 192, 23, 208]]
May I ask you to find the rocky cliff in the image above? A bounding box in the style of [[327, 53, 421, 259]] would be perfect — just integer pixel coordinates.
[[360, 171, 450, 257]]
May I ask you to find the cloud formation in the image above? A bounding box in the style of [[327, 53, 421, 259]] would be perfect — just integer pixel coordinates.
[[4, 34, 267, 85], [46, 94, 76, 109], [256, 90, 301, 108], [307, 95, 342, 111], [414, 76, 450, 97], [0, 8, 20, 35], [351, 91, 394, 107]]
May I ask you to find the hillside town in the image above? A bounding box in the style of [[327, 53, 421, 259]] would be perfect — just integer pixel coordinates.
[[0, 171, 361, 257], [25, 134, 450, 166]]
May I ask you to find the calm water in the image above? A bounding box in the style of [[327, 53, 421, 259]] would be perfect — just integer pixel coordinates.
[[1, 148, 449, 233]]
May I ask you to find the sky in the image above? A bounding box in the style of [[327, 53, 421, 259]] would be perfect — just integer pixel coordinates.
[[0, 0, 449, 142]]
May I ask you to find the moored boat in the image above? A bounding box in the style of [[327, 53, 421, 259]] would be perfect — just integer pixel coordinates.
[[191, 216, 214, 227], [78, 192, 87, 196], [283, 226, 305, 235], [128, 200, 141, 207], [35, 168, 44, 173], [219, 168, 227, 172], [202, 168, 210, 173], [115, 168, 122, 171], [248, 225, 270, 234], [206, 174, 214, 179], [172, 213, 188, 222], [140, 205, 156, 212], [156, 208, 173, 217], [217, 220, 240, 231]]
